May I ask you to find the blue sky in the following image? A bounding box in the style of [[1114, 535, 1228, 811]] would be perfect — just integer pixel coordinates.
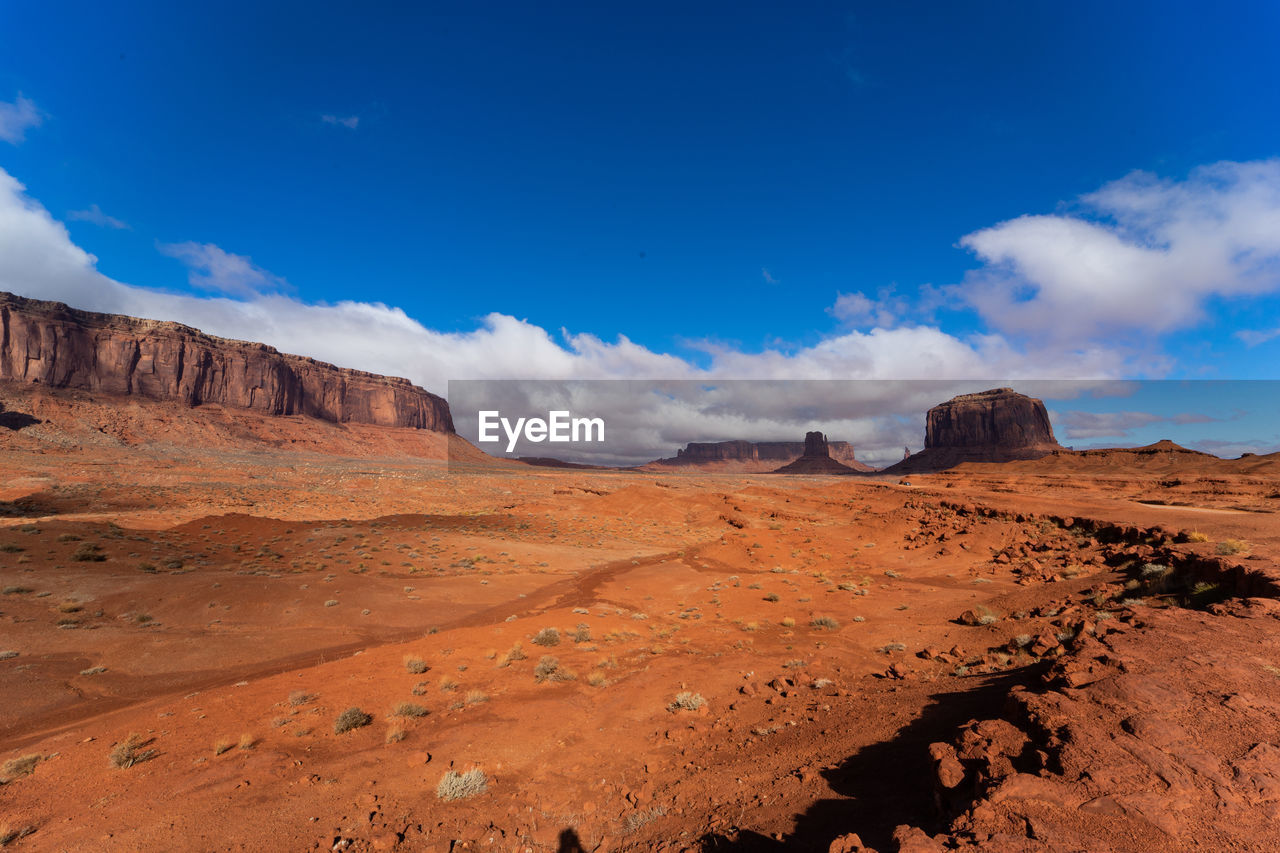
[[3, 1, 1280, 410]]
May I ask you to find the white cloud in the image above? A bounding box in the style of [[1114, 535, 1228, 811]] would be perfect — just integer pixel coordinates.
[[761, 267, 778, 284], [68, 204, 130, 230], [1237, 326, 1280, 347], [158, 241, 289, 298], [959, 159, 1280, 343], [0, 94, 41, 144], [829, 290, 900, 328], [321, 114, 359, 129]]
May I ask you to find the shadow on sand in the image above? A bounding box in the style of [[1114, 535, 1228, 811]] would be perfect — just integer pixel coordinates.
[[697, 668, 1039, 852]]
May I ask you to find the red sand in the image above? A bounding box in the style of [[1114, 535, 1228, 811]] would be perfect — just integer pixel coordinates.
[[2, 387, 1279, 852]]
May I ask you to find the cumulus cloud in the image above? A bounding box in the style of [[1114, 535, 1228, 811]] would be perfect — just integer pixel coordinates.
[[158, 241, 289, 298], [0, 94, 41, 144], [829, 290, 900, 328], [1237, 327, 1280, 347], [68, 204, 130, 230], [959, 159, 1280, 343], [321, 114, 359, 129]]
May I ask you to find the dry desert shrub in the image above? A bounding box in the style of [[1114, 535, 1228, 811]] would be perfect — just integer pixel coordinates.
[[1, 754, 40, 781], [668, 691, 706, 712], [572, 623, 591, 643], [333, 707, 372, 734], [1186, 530, 1210, 543], [464, 689, 488, 705], [531, 627, 560, 647], [533, 655, 575, 683], [403, 656, 429, 674], [392, 702, 428, 718], [385, 726, 406, 744], [109, 734, 156, 768], [1217, 538, 1250, 555], [238, 733, 256, 750], [72, 543, 107, 562], [810, 615, 840, 630], [288, 690, 313, 706], [213, 739, 233, 756], [496, 642, 527, 668], [436, 768, 488, 800]]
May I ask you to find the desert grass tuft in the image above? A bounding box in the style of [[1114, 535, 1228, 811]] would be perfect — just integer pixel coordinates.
[[668, 691, 706, 712], [109, 734, 156, 768], [1217, 538, 1250, 555], [436, 768, 488, 800], [496, 642, 526, 668]]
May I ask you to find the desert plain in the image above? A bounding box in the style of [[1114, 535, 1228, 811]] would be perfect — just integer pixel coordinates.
[[3, 378, 1280, 853]]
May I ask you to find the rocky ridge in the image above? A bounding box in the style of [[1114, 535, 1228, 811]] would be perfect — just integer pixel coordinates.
[[0, 291, 453, 432]]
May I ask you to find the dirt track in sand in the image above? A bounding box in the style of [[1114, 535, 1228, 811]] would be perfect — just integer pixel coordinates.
[[2, 393, 1280, 851]]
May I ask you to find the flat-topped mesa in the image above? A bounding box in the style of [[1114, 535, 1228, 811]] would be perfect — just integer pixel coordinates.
[[676, 439, 759, 462], [668, 437, 868, 468], [0, 291, 454, 432], [888, 387, 1062, 473], [926, 387, 1056, 451]]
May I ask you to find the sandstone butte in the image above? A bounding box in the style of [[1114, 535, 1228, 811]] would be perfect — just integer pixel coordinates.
[[771, 430, 861, 474], [0, 291, 454, 433], [886, 387, 1064, 474]]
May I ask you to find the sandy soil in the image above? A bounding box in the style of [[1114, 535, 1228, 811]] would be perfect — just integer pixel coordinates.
[[2, 390, 1279, 852]]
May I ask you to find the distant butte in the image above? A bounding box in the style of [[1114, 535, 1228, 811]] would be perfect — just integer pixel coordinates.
[[650, 437, 875, 472], [771, 430, 861, 474], [887, 387, 1063, 473]]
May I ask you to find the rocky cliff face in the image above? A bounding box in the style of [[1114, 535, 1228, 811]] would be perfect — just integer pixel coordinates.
[[0, 292, 453, 432], [926, 387, 1056, 451]]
